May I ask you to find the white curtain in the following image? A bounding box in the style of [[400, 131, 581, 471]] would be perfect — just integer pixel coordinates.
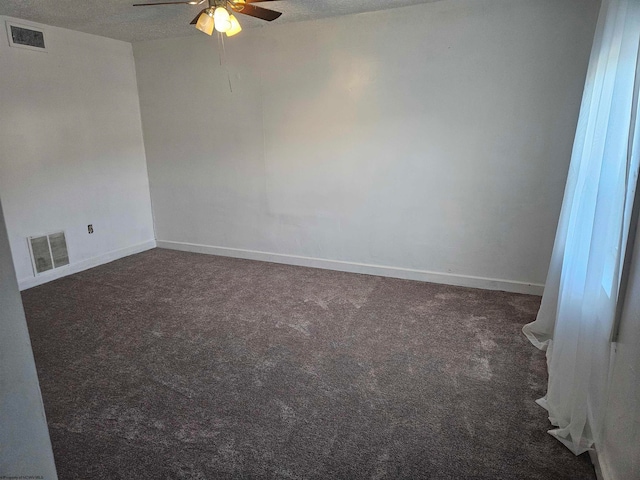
[[523, 0, 640, 456]]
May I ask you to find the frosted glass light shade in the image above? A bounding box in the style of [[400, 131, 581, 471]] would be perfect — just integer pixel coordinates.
[[226, 14, 242, 36], [214, 7, 231, 32], [195, 10, 214, 35]]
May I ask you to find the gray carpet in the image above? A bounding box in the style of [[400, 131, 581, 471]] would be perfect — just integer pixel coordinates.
[[22, 248, 595, 479]]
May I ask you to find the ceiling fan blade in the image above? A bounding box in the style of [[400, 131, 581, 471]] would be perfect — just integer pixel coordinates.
[[190, 8, 207, 24], [134, 1, 202, 5], [232, 3, 282, 21]]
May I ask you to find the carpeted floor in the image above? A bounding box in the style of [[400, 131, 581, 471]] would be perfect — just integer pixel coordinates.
[[22, 248, 595, 479]]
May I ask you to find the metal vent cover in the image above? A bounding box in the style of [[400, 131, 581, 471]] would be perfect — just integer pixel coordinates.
[[6, 21, 46, 51], [28, 231, 69, 275]]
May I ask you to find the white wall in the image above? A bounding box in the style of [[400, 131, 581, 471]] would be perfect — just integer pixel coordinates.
[[0, 17, 156, 290], [133, 0, 599, 294], [0, 199, 57, 479]]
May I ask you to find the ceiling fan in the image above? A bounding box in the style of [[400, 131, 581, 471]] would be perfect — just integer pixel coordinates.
[[133, 0, 282, 37]]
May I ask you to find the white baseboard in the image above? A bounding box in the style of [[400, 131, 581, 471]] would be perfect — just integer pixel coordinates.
[[157, 240, 544, 295], [18, 239, 157, 291], [590, 450, 604, 480], [590, 448, 615, 480]]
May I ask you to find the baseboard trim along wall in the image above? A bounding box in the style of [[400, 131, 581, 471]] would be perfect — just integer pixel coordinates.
[[18, 240, 157, 291], [589, 448, 613, 480], [157, 240, 544, 295]]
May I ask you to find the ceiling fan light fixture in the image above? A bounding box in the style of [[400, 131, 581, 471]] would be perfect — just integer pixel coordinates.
[[195, 9, 214, 35], [213, 6, 232, 33], [226, 14, 242, 36], [138, 0, 281, 38]]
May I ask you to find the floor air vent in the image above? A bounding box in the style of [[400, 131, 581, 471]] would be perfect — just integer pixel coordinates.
[[29, 232, 69, 275], [6, 22, 46, 51]]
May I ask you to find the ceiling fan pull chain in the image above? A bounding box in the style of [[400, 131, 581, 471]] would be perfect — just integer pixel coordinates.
[[217, 30, 223, 66], [221, 30, 227, 65], [220, 33, 233, 93]]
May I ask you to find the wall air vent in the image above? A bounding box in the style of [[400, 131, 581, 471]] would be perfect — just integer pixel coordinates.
[[6, 22, 46, 51], [28, 232, 69, 275]]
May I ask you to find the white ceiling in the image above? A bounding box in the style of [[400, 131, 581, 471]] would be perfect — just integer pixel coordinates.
[[0, 0, 442, 43]]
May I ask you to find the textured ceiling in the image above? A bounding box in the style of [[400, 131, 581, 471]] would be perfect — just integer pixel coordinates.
[[0, 0, 441, 43]]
